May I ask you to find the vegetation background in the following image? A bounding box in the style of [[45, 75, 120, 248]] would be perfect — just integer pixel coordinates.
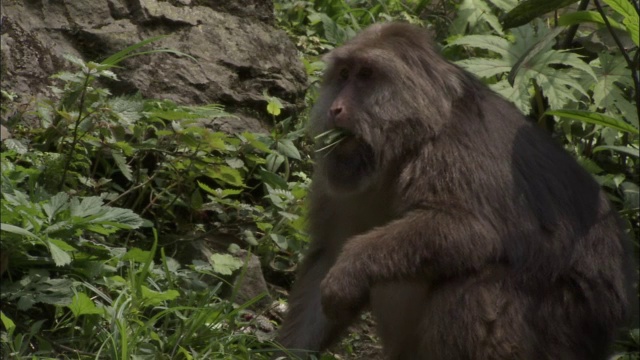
[[1, 0, 638, 359]]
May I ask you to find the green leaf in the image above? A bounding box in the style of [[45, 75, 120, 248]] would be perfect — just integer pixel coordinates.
[[590, 53, 633, 111], [209, 253, 243, 275], [100, 36, 195, 67], [242, 230, 259, 246], [42, 193, 70, 223], [547, 110, 639, 134], [3, 139, 28, 154], [593, 145, 640, 157], [266, 153, 285, 173], [108, 96, 144, 126], [489, 80, 532, 113], [147, 110, 200, 121], [501, 0, 577, 29], [114, 141, 135, 156], [112, 151, 133, 181], [70, 196, 104, 218], [258, 168, 288, 189], [123, 248, 152, 263], [508, 26, 565, 85], [276, 139, 301, 160], [198, 182, 242, 198], [621, 181, 639, 210], [49, 238, 76, 252], [448, 35, 512, 58], [62, 54, 87, 68], [225, 157, 244, 169], [241, 132, 272, 153], [47, 239, 72, 267], [68, 292, 102, 317], [206, 165, 244, 187], [558, 11, 626, 31], [0, 223, 40, 240], [455, 58, 512, 78], [264, 91, 283, 116], [452, 22, 596, 112], [140, 286, 180, 305], [603, 0, 639, 46], [270, 233, 289, 250], [0, 311, 16, 335], [267, 102, 282, 116], [450, 0, 504, 35]]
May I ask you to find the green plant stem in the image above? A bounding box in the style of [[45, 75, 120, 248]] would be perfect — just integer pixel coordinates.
[[533, 80, 550, 131], [593, 0, 640, 123], [106, 172, 158, 207], [560, 0, 591, 49], [59, 73, 91, 192]]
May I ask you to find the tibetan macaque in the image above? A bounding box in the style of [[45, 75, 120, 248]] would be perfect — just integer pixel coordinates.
[[276, 23, 635, 360]]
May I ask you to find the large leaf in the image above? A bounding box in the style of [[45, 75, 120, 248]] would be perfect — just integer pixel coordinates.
[[558, 11, 626, 31], [68, 197, 143, 230], [603, 0, 639, 46], [501, 0, 578, 29], [546, 110, 639, 134], [47, 239, 72, 266], [112, 151, 133, 182], [0, 312, 15, 335], [452, 22, 596, 112], [108, 96, 144, 127], [450, 0, 504, 35], [68, 292, 102, 317], [508, 26, 565, 85], [487, 0, 518, 11], [593, 145, 640, 157], [42, 192, 70, 222], [209, 253, 243, 275], [590, 53, 635, 113], [206, 165, 244, 187], [276, 139, 301, 160], [0, 223, 40, 240], [140, 286, 180, 306], [448, 35, 513, 58]]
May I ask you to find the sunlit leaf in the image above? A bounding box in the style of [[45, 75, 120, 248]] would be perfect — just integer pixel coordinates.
[[47, 239, 72, 267], [68, 292, 102, 317], [209, 253, 243, 275], [141, 286, 180, 305]]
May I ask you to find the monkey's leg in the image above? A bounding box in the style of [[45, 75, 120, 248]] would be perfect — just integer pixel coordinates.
[[414, 267, 538, 360], [276, 248, 354, 357]]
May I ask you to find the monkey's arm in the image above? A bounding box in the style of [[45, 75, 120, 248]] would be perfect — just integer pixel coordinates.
[[320, 206, 501, 320]]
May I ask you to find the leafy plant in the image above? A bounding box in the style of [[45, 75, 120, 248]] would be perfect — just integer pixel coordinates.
[[314, 128, 349, 154]]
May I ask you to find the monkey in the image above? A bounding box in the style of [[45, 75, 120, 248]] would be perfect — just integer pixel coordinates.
[[275, 22, 635, 360]]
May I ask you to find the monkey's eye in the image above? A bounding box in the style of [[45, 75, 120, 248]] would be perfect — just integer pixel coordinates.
[[339, 68, 349, 80], [358, 67, 373, 79]]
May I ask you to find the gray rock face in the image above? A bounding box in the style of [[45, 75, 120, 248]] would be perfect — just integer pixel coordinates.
[[1, 0, 307, 128]]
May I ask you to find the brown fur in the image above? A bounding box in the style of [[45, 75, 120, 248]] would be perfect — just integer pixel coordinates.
[[276, 23, 635, 360]]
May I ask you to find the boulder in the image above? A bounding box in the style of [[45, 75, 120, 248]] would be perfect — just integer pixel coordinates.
[[0, 0, 307, 129]]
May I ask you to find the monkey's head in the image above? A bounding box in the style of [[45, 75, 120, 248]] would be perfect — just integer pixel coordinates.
[[311, 22, 465, 195]]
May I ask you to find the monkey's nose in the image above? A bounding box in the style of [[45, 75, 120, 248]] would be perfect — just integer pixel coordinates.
[[329, 106, 343, 118]]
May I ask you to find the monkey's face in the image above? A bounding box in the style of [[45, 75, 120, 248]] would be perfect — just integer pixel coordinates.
[[310, 59, 388, 195], [311, 50, 428, 195], [309, 29, 465, 195]]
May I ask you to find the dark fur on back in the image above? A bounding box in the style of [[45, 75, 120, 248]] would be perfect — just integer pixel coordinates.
[[277, 22, 635, 360]]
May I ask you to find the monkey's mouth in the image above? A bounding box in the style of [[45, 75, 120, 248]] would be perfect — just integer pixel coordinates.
[[314, 128, 355, 155]]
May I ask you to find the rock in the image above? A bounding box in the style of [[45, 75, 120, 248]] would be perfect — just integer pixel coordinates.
[[231, 250, 273, 309], [0, 0, 307, 126]]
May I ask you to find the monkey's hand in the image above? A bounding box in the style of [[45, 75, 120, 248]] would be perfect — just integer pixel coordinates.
[[320, 247, 370, 320]]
